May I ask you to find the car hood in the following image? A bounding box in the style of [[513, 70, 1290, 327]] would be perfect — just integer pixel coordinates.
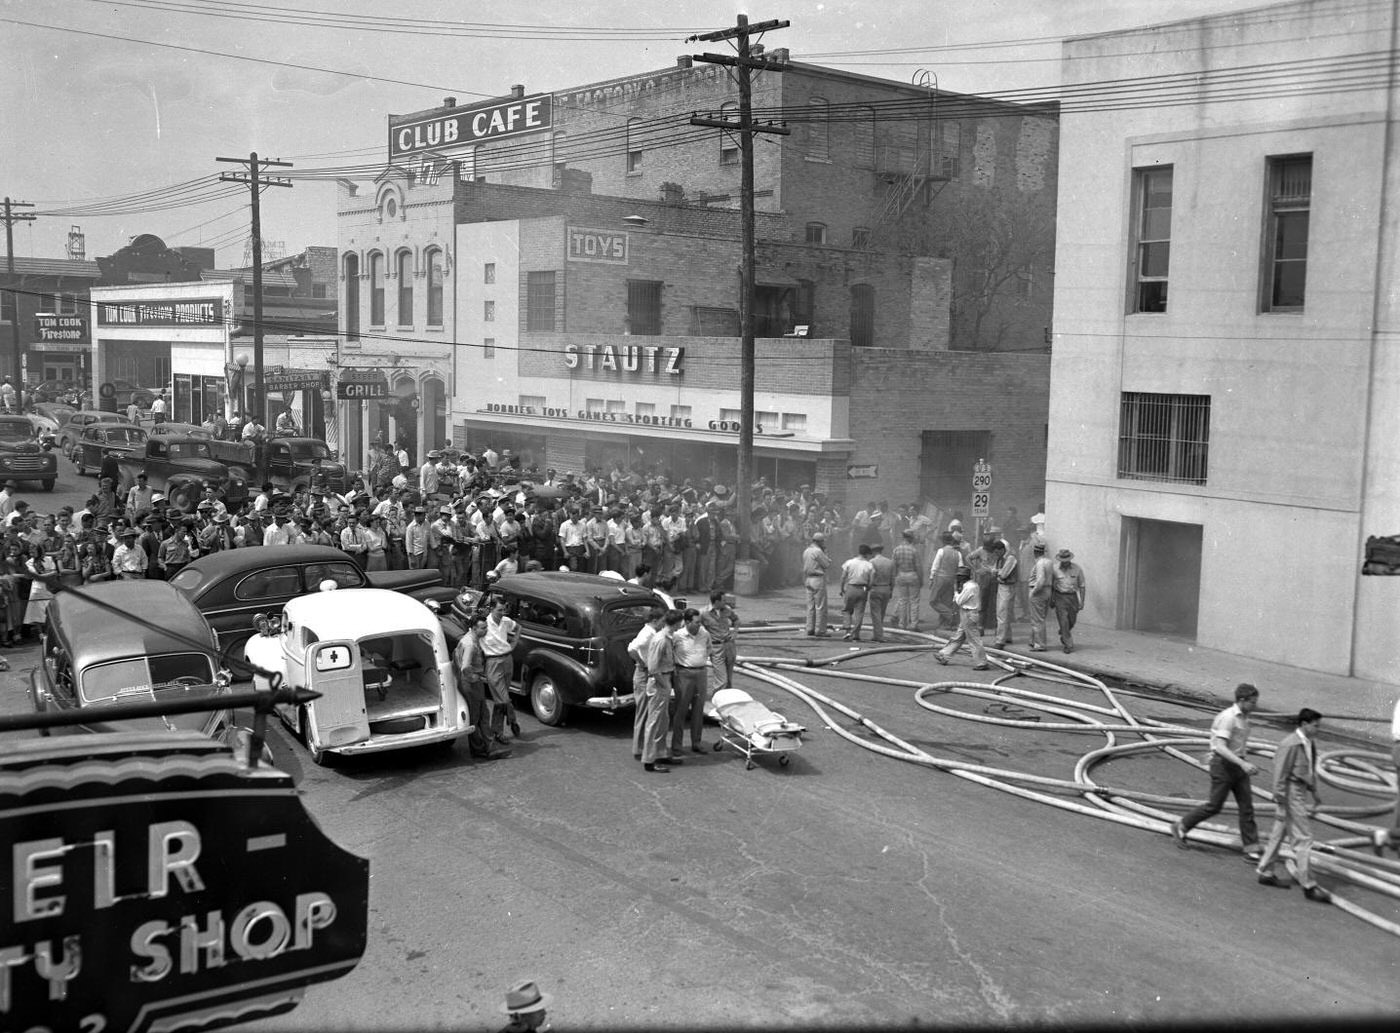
[[0, 440, 40, 453]]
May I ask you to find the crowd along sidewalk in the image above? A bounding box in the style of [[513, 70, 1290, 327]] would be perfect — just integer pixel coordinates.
[[728, 583, 1396, 749]]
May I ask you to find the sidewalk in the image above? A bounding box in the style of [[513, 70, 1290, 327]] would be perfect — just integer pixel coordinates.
[[728, 584, 1397, 748]]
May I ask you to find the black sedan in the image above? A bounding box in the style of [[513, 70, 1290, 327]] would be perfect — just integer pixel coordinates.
[[167, 544, 453, 663], [0, 415, 57, 490], [72, 422, 148, 477]]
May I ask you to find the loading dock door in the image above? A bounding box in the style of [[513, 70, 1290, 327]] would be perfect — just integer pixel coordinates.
[[1121, 517, 1202, 639]]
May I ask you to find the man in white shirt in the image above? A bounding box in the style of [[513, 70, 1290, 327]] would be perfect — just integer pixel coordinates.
[[934, 566, 989, 670], [150, 392, 168, 424], [557, 507, 588, 571], [838, 544, 875, 642], [482, 597, 520, 743], [111, 528, 148, 579], [670, 608, 711, 755], [263, 510, 297, 547], [627, 607, 664, 761]]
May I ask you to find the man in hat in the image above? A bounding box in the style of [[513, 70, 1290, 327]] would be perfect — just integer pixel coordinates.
[[801, 530, 831, 636], [499, 979, 551, 1033], [868, 542, 895, 642], [111, 527, 148, 580], [405, 505, 428, 568], [934, 565, 990, 670], [1050, 548, 1086, 653], [1026, 537, 1055, 651], [263, 508, 296, 547], [838, 543, 875, 642], [419, 450, 442, 500], [137, 514, 164, 579]]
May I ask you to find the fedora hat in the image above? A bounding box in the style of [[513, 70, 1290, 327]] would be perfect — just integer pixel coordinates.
[[501, 980, 551, 1015]]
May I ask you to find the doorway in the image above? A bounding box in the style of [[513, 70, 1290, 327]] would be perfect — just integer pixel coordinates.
[[1120, 517, 1202, 639]]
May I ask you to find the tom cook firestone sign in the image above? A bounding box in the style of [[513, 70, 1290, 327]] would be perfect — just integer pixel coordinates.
[[0, 735, 369, 1033]]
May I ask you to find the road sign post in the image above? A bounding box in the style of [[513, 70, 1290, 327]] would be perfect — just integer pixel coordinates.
[[972, 459, 992, 538]]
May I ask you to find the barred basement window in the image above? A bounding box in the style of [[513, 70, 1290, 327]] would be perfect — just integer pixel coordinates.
[[1118, 392, 1210, 485]]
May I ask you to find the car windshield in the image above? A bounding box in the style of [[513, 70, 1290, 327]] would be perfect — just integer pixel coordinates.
[[107, 427, 148, 445], [167, 441, 212, 459], [80, 652, 217, 702], [288, 441, 331, 461], [0, 420, 31, 442]]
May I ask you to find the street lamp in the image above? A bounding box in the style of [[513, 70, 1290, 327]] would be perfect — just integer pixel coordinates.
[[234, 353, 249, 419]]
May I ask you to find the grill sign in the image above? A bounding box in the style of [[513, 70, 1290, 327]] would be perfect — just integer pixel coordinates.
[[390, 94, 553, 159], [0, 734, 369, 1033]]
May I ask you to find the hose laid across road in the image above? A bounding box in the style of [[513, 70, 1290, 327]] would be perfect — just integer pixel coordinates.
[[733, 624, 1400, 939]]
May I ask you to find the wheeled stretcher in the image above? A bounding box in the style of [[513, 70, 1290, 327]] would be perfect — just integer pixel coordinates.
[[710, 687, 805, 769]]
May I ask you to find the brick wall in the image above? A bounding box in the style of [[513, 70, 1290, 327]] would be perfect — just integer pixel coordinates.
[[846, 350, 1050, 517]]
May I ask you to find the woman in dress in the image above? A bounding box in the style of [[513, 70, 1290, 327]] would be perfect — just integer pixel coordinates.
[[23, 542, 58, 635]]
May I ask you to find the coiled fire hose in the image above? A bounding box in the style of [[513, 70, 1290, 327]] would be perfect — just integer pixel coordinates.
[[734, 623, 1400, 938]]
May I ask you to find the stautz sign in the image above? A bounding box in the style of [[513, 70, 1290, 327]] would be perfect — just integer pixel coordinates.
[[0, 734, 369, 1033], [563, 342, 683, 376], [389, 94, 553, 159]]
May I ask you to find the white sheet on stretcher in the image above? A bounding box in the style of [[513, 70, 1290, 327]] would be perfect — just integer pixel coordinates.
[[713, 688, 804, 744]]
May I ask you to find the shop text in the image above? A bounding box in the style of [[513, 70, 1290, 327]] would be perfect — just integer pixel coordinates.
[[390, 95, 553, 158], [563, 343, 683, 376]]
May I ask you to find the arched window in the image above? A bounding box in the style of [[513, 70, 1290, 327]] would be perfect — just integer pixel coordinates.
[[807, 97, 829, 160], [396, 250, 413, 327], [805, 223, 827, 244], [426, 248, 444, 326], [850, 284, 874, 348], [719, 101, 739, 165], [343, 253, 360, 341], [369, 252, 385, 326]]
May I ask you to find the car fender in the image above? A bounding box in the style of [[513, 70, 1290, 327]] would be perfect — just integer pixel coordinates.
[[517, 646, 595, 704]]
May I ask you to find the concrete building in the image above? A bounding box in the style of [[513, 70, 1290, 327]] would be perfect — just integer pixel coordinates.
[[1047, 0, 1399, 683], [342, 55, 1059, 516], [0, 257, 101, 384]]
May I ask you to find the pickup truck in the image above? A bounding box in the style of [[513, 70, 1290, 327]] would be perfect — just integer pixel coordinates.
[[151, 433, 349, 496], [114, 435, 250, 511]]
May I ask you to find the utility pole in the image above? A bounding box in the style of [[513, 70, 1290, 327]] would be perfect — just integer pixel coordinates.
[[217, 153, 292, 424], [2, 198, 37, 388], [689, 15, 789, 559]]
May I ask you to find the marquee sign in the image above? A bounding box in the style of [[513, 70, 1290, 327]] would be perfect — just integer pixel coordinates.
[[389, 94, 553, 159], [563, 343, 683, 376], [0, 733, 368, 1033], [34, 314, 89, 344], [97, 300, 223, 328]]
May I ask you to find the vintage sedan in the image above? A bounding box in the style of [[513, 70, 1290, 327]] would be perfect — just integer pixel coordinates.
[[56, 408, 135, 456], [245, 588, 470, 764], [29, 400, 74, 437], [169, 543, 453, 662], [29, 581, 232, 737], [0, 415, 57, 490], [451, 572, 668, 727], [72, 421, 148, 476]]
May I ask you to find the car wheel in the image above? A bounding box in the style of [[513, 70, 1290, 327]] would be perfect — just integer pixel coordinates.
[[529, 671, 568, 726]]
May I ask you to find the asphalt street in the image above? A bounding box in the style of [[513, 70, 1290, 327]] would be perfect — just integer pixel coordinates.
[[3, 466, 1398, 1027]]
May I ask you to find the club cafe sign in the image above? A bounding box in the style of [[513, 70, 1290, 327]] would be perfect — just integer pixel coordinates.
[[563, 343, 683, 376], [389, 94, 553, 159], [0, 736, 368, 1033]]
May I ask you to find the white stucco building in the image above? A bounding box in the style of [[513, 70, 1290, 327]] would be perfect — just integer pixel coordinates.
[[1047, 0, 1399, 683]]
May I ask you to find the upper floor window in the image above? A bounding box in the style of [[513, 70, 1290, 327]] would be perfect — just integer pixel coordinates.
[[552, 131, 568, 185], [851, 227, 870, 249], [627, 118, 643, 173], [627, 280, 662, 336], [1131, 166, 1172, 313], [805, 223, 827, 245], [483, 338, 495, 359], [369, 253, 385, 326], [849, 283, 874, 348], [426, 249, 444, 326], [854, 107, 876, 169], [719, 101, 739, 165], [343, 253, 360, 340], [484, 262, 495, 284], [483, 300, 495, 322], [395, 250, 413, 326], [56, 292, 79, 316], [527, 271, 556, 332], [807, 98, 829, 160], [1118, 392, 1210, 485], [1263, 154, 1311, 312]]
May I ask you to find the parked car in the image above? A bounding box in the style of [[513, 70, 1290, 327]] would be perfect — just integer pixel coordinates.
[[168, 544, 453, 662], [72, 421, 148, 477], [255, 437, 349, 494], [55, 409, 135, 456], [244, 588, 470, 764], [29, 581, 232, 737], [146, 423, 266, 467], [110, 378, 159, 409], [0, 414, 57, 490], [450, 571, 668, 727], [29, 401, 74, 437], [113, 434, 250, 510]]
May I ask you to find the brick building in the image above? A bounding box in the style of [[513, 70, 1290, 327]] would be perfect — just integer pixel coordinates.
[[342, 54, 1058, 514]]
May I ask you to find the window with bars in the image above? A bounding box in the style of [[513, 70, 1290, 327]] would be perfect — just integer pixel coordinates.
[[1131, 166, 1173, 313], [807, 97, 829, 159], [851, 227, 871, 249], [627, 280, 662, 336], [1263, 155, 1311, 312], [527, 271, 556, 332], [854, 108, 876, 169], [1118, 392, 1210, 485], [805, 223, 827, 245]]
